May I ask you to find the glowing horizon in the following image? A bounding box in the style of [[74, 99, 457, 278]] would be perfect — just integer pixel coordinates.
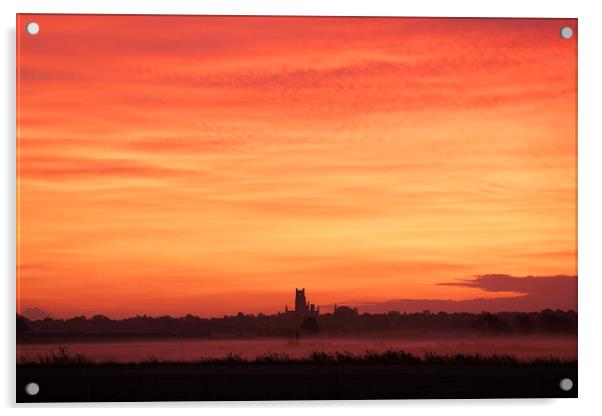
[[17, 15, 577, 319]]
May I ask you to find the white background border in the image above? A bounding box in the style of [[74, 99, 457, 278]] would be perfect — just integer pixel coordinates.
[[2, 0, 601, 413]]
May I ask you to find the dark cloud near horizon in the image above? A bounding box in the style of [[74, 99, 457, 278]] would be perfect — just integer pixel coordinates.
[[352, 274, 577, 314], [437, 274, 576, 294]]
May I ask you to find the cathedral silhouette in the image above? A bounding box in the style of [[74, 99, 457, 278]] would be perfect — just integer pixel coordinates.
[[284, 288, 319, 316]]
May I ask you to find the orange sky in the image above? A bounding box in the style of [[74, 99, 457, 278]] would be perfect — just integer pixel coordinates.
[[17, 15, 577, 318]]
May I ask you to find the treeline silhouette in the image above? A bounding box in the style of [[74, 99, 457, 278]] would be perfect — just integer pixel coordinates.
[[17, 308, 576, 340]]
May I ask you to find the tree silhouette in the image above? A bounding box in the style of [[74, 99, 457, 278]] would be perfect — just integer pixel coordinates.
[[300, 317, 320, 334], [471, 312, 512, 334], [515, 313, 534, 334], [16, 314, 28, 336]]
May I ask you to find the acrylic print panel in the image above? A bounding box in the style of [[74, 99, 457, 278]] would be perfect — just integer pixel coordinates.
[[16, 14, 577, 402]]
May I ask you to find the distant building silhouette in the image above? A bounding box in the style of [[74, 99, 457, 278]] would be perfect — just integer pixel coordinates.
[[333, 304, 358, 317], [284, 288, 319, 316]]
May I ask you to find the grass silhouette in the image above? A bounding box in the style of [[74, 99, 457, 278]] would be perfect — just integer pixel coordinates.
[[19, 346, 576, 367]]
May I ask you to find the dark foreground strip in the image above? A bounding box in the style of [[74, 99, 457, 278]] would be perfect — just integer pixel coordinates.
[[17, 363, 577, 402]]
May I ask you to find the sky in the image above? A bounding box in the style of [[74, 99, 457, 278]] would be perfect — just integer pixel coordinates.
[[17, 15, 577, 318]]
